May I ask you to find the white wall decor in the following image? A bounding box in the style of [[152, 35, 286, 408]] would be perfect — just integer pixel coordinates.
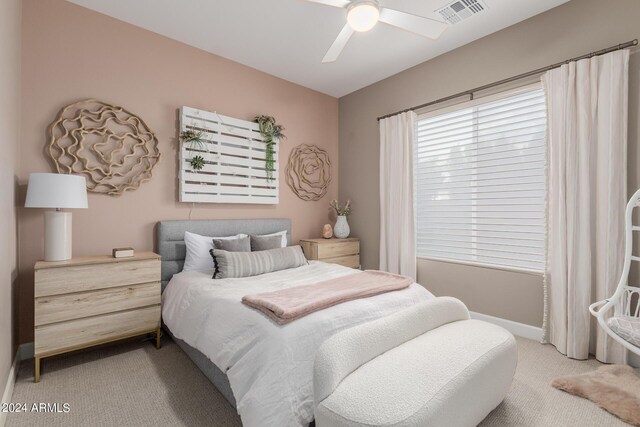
[[179, 106, 279, 204]]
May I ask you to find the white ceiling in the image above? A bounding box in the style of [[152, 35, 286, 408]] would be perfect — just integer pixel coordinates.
[[67, 0, 569, 97]]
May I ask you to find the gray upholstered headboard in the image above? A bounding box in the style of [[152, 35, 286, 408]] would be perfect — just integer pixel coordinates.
[[157, 218, 292, 289]]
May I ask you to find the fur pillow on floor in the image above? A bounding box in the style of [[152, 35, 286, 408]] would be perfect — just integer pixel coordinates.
[[552, 364, 640, 426]]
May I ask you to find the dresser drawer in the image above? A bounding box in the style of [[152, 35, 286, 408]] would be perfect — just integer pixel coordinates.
[[317, 241, 360, 259], [35, 282, 160, 326], [35, 305, 160, 357], [35, 259, 161, 297], [322, 255, 360, 269]]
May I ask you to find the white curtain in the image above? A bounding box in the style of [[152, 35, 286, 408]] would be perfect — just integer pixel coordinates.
[[542, 50, 629, 363], [379, 111, 417, 280]]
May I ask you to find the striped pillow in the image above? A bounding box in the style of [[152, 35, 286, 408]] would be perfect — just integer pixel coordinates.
[[212, 245, 308, 279]]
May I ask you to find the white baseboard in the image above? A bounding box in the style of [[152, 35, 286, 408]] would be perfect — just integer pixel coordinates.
[[470, 311, 543, 341], [628, 352, 640, 368], [0, 351, 20, 427], [468, 313, 640, 367]]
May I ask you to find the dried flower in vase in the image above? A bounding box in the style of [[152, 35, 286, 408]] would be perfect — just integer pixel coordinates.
[[330, 199, 352, 216]]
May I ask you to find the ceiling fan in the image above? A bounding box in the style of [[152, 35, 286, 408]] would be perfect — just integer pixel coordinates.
[[306, 0, 449, 62]]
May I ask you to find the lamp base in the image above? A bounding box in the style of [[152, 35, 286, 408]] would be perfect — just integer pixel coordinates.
[[44, 211, 72, 261]]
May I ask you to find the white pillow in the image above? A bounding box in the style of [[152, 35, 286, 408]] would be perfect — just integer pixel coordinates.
[[257, 230, 287, 248], [183, 231, 247, 272]]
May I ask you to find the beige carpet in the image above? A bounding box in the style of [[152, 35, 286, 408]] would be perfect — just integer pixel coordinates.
[[6, 336, 632, 426]]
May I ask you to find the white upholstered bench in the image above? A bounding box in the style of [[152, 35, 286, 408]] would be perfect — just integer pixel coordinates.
[[313, 297, 517, 427]]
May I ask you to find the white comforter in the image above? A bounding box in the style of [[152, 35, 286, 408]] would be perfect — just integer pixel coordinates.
[[162, 261, 432, 427]]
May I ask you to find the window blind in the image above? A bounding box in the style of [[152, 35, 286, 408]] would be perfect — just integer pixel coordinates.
[[415, 87, 547, 272]]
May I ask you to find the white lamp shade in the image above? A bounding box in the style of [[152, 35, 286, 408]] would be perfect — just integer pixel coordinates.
[[25, 173, 88, 209]]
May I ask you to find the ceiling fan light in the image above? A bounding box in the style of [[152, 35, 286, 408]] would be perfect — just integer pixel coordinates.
[[347, 1, 380, 32]]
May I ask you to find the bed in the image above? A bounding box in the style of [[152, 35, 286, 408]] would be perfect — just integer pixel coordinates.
[[158, 219, 433, 427]]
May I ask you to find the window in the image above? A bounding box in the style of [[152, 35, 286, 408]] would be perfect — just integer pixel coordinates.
[[414, 86, 547, 272]]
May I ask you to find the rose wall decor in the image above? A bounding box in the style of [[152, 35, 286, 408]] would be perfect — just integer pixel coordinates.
[[48, 99, 161, 196], [286, 144, 332, 201]]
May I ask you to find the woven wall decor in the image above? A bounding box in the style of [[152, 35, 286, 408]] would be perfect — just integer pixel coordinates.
[[48, 99, 161, 196], [286, 144, 332, 201]]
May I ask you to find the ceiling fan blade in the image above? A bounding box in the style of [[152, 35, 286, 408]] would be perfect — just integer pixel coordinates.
[[379, 8, 448, 39], [322, 24, 354, 63], [305, 0, 350, 8]]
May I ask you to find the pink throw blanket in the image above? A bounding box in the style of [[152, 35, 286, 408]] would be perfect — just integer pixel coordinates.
[[242, 270, 413, 324]]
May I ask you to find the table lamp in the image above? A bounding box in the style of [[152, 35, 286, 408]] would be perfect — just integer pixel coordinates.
[[25, 173, 88, 261]]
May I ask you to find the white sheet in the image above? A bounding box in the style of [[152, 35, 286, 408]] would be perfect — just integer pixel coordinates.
[[162, 261, 433, 427]]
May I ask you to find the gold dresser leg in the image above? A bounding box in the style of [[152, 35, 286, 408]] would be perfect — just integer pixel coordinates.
[[156, 328, 161, 349], [34, 357, 40, 383]]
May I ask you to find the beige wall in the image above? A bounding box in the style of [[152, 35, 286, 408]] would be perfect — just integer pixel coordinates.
[[17, 0, 338, 344], [339, 0, 640, 327], [0, 0, 21, 397]]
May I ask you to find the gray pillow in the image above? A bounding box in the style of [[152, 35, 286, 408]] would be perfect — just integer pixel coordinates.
[[250, 234, 283, 251], [213, 236, 251, 252], [212, 245, 308, 279]]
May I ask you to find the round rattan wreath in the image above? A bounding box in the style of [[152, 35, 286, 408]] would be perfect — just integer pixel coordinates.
[[47, 99, 161, 196], [285, 144, 332, 201]]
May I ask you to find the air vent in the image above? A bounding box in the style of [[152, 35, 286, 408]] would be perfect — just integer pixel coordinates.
[[436, 0, 487, 24]]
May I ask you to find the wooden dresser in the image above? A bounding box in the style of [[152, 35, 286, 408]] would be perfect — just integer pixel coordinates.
[[300, 238, 360, 269], [34, 252, 162, 382]]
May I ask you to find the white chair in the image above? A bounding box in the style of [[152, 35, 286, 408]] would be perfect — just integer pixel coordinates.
[[589, 188, 640, 356]]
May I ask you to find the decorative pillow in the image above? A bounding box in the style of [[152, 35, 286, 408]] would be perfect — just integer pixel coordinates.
[[213, 236, 251, 252], [211, 245, 307, 279], [255, 230, 287, 248], [211, 236, 251, 277], [183, 231, 247, 272], [250, 235, 283, 251]]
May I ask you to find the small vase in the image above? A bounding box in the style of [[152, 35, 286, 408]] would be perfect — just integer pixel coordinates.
[[334, 215, 350, 239]]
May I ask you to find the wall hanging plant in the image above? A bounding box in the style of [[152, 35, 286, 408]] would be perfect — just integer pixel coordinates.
[[178, 106, 279, 204], [286, 144, 332, 201], [179, 129, 206, 170], [254, 115, 285, 182], [48, 99, 161, 196], [189, 155, 205, 171]]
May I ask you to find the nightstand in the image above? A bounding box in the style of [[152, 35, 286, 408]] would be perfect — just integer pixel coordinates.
[[33, 252, 161, 382], [299, 238, 360, 269]]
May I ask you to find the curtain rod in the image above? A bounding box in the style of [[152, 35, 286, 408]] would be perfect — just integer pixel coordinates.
[[377, 38, 638, 122]]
